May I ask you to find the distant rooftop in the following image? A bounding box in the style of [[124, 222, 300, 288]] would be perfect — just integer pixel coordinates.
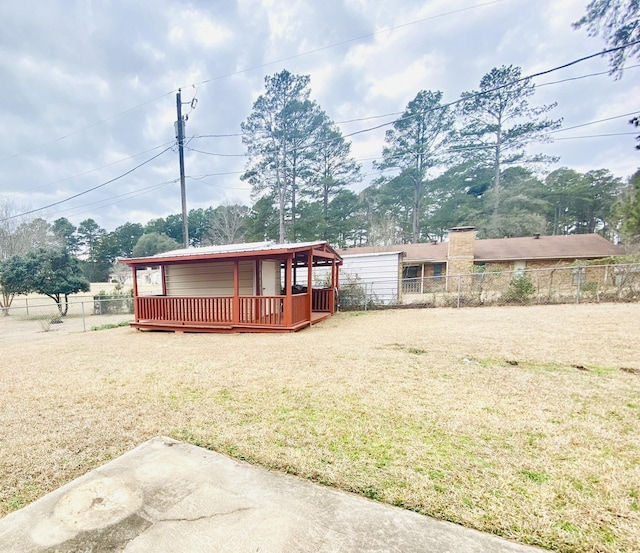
[[337, 234, 624, 263]]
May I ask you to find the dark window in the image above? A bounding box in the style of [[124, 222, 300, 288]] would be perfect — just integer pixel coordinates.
[[433, 263, 444, 281], [403, 265, 420, 279]]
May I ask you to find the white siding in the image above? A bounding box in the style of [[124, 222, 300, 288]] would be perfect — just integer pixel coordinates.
[[165, 261, 255, 296], [310, 252, 402, 304], [340, 252, 401, 304]]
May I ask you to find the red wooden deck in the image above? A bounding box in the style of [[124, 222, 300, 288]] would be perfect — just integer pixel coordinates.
[[130, 288, 334, 333], [121, 241, 341, 334]]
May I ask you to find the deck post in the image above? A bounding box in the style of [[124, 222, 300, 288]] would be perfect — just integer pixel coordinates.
[[132, 266, 139, 321], [285, 256, 292, 327], [161, 266, 167, 296], [255, 260, 261, 296], [330, 258, 336, 314], [233, 260, 240, 324], [307, 249, 313, 320]]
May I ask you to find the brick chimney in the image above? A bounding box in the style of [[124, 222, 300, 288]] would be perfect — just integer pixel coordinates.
[[447, 226, 477, 275]]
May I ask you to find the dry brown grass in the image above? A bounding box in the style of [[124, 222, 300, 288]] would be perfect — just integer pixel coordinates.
[[1, 303, 639, 552]]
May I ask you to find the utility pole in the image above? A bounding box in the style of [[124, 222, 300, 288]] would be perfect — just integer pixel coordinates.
[[175, 89, 189, 248]]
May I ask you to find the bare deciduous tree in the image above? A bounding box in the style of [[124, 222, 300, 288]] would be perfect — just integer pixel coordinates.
[[205, 204, 250, 245]]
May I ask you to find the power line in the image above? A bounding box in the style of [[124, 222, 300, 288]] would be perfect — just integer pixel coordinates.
[[536, 63, 640, 87], [552, 132, 638, 140], [185, 146, 246, 157], [189, 170, 245, 177], [550, 111, 640, 134], [186, 108, 640, 161], [189, 0, 511, 88], [0, 146, 173, 222], [0, 0, 508, 164], [50, 179, 179, 219], [190, 65, 640, 142], [335, 113, 403, 125], [187, 177, 249, 191], [335, 39, 640, 143], [0, 141, 176, 201], [189, 66, 639, 151], [194, 133, 244, 138], [0, 93, 173, 164], [7, 36, 639, 225]]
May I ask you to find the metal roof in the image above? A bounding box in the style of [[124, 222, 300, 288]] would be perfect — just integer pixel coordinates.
[[121, 240, 340, 265]]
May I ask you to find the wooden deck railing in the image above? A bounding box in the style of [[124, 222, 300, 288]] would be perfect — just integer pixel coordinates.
[[312, 288, 333, 312], [137, 295, 291, 327], [239, 296, 285, 325], [291, 294, 308, 325], [136, 292, 334, 329], [137, 296, 233, 323]]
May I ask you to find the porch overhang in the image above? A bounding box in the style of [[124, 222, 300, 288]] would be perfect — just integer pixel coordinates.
[[120, 241, 342, 334], [120, 240, 342, 268]]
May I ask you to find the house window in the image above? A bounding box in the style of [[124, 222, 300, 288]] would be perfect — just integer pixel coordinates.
[[573, 266, 586, 286], [433, 263, 444, 281], [513, 261, 526, 279], [402, 265, 420, 279], [474, 262, 486, 282], [402, 265, 421, 294]]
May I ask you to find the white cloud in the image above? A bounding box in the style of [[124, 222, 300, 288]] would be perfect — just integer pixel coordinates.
[[168, 8, 234, 49], [0, 0, 637, 232]]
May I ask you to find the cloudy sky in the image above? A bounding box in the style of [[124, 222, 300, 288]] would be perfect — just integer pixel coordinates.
[[1, 0, 638, 232]]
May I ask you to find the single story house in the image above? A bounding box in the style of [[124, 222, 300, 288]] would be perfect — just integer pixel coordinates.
[[337, 228, 625, 299], [119, 241, 341, 333]]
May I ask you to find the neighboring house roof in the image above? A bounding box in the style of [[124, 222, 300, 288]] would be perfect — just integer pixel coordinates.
[[338, 250, 404, 259], [338, 243, 448, 262], [338, 234, 623, 264], [474, 234, 623, 261], [122, 240, 342, 266]]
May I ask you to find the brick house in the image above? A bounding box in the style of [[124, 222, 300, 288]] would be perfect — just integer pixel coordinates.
[[338, 228, 625, 299]]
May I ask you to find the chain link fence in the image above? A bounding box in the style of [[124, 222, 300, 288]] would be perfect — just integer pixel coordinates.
[[1, 291, 134, 331], [3, 264, 638, 327], [337, 263, 640, 310]]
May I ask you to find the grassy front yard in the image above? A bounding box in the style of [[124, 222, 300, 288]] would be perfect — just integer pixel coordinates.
[[1, 303, 639, 552]]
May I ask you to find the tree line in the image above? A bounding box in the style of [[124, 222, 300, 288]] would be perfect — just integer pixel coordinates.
[[1, 160, 637, 292], [234, 65, 637, 247], [2, 1, 639, 315], [2, 31, 640, 298]]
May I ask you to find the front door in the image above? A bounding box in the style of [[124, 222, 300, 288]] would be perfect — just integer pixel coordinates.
[[261, 260, 279, 296]]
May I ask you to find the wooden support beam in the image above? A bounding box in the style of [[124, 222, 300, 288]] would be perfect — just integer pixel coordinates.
[[330, 258, 336, 314], [312, 248, 336, 260], [132, 267, 139, 321], [233, 260, 240, 323], [255, 260, 261, 296], [307, 249, 313, 319], [285, 256, 292, 327]]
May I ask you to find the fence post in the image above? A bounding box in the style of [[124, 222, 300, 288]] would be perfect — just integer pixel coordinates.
[[457, 275, 462, 309], [576, 275, 582, 304], [81, 301, 86, 332], [25, 297, 29, 316]]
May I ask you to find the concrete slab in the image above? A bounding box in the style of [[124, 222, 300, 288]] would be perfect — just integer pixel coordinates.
[[0, 436, 546, 552]]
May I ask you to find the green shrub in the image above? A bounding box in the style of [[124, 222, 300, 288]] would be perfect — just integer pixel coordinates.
[[502, 275, 535, 304], [93, 285, 134, 315]]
